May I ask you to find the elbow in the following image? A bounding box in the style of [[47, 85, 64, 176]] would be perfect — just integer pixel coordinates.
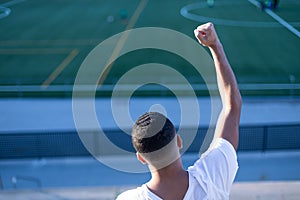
[[231, 84, 242, 109], [224, 88, 242, 113], [234, 91, 242, 111], [231, 93, 242, 115]]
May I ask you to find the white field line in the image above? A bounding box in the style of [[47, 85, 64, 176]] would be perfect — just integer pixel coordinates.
[[247, 0, 261, 7], [180, 1, 300, 28], [248, 0, 300, 38], [0, 0, 27, 19], [0, 7, 10, 19], [0, 0, 26, 7], [0, 84, 299, 92], [264, 9, 300, 38]]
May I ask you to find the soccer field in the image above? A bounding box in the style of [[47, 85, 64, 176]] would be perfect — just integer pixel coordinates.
[[0, 0, 299, 97]]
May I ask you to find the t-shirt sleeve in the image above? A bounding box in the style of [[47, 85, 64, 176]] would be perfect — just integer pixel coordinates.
[[189, 138, 238, 195]]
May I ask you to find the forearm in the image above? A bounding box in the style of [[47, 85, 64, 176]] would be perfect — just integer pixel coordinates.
[[209, 42, 242, 111]]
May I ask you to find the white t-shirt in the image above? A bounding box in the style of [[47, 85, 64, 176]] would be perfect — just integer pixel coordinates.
[[116, 138, 238, 200]]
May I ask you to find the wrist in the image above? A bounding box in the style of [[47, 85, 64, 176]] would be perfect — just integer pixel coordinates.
[[208, 40, 222, 51]]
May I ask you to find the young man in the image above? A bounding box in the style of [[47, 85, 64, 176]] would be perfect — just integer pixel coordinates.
[[116, 22, 242, 200]]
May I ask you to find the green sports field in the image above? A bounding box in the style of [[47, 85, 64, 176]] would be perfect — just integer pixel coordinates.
[[0, 0, 299, 97]]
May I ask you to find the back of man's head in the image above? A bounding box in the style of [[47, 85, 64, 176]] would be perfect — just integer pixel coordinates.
[[132, 112, 176, 154]]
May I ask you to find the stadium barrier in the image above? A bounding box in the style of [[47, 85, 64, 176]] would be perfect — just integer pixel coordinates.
[[0, 83, 300, 97], [1, 124, 300, 159]]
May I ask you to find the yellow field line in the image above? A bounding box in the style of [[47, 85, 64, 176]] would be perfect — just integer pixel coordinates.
[[41, 49, 79, 89], [97, 0, 148, 85], [0, 48, 72, 54], [126, 0, 148, 30]]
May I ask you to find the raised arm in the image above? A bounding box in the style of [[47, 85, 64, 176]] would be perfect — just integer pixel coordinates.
[[194, 23, 242, 150]]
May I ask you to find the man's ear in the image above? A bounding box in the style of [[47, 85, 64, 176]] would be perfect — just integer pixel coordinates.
[[177, 134, 183, 149], [136, 152, 147, 164]]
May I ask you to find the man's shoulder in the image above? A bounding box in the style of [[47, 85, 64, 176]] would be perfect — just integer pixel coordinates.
[[189, 138, 237, 173], [116, 185, 146, 200], [187, 138, 238, 199], [199, 138, 237, 160]]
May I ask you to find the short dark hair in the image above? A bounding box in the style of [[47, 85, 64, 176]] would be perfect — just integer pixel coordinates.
[[132, 112, 176, 153]]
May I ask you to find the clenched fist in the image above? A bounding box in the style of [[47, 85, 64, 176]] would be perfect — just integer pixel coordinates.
[[194, 22, 220, 48]]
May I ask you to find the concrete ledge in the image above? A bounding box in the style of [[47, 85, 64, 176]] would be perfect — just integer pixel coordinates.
[[230, 181, 300, 200]]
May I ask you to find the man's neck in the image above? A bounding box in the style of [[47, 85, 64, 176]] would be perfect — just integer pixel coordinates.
[[150, 159, 185, 179], [146, 159, 189, 200]]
